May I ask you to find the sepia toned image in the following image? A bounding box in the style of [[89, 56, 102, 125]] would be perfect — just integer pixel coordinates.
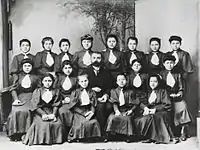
[[0, 0, 199, 150]]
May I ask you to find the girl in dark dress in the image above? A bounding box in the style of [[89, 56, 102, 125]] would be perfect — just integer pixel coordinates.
[[7, 58, 39, 141], [105, 73, 140, 143], [22, 73, 64, 145], [34, 37, 57, 77], [55, 60, 77, 138], [160, 55, 192, 141], [146, 37, 165, 75], [124, 37, 146, 73], [10, 39, 35, 84], [134, 74, 173, 144], [67, 73, 101, 142], [54, 38, 73, 76], [102, 34, 126, 82]]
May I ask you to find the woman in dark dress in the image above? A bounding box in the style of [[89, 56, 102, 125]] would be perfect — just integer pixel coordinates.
[[67, 74, 101, 142], [22, 73, 64, 145], [55, 60, 77, 138], [134, 74, 173, 144], [105, 73, 140, 143], [7, 58, 39, 141]]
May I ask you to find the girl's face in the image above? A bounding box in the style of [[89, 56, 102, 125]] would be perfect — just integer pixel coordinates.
[[42, 76, 53, 88], [20, 41, 30, 54], [22, 63, 32, 74], [163, 60, 175, 71], [78, 75, 89, 89], [107, 37, 117, 49], [60, 42, 70, 52], [150, 41, 160, 52], [62, 64, 73, 76], [116, 75, 127, 88], [43, 40, 53, 51], [149, 77, 158, 89], [131, 61, 142, 73], [128, 39, 137, 51], [82, 39, 92, 50], [170, 40, 181, 51]]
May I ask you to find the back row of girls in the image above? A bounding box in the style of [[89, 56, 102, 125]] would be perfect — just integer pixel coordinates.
[[7, 34, 194, 145]]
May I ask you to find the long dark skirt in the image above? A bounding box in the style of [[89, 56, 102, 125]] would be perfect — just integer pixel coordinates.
[[58, 104, 73, 128], [68, 113, 101, 141], [134, 111, 172, 143], [22, 115, 64, 145], [173, 101, 192, 126], [7, 92, 32, 137], [106, 113, 134, 136]]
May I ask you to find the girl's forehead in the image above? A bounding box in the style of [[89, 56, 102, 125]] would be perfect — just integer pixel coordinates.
[[107, 37, 116, 41], [43, 76, 52, 80], [44, 40, 52, 44]]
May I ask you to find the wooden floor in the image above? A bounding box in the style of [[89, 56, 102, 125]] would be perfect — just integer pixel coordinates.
[[0, 132, 198, 150]]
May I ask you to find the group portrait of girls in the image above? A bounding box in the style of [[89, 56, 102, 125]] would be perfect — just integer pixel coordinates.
[[6, 33, 194, 145]]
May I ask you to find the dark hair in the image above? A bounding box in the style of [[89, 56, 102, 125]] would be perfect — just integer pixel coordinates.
[[169, 35, 182, 43], [77, 72, 89, 81], [149, 37, 161, 45], [21, 58, 34, 67], [148, 74, 161, 88], [42, 37, 54, 48], [19, 39, 31, 47], [81, 34, 93, 42], [163, 54, 176, 63], [106, 34, 118, 43], [61, 60, 73, 70], [130, 59, 142, 67], [116, 72, 127, 80], [127, 37, 138, 45], [41, 73, 55, 87], [59, 38, 71, 47]]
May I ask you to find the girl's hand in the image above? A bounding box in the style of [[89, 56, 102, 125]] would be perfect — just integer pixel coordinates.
[[48, 114, 56, 120], [85, 111, 94, 120], [149, 108, 156, 114], [92, 87, 101, 92], [63, 97, 70, 104], [143, 107, 150, 116], [125, 110, 133, 116]]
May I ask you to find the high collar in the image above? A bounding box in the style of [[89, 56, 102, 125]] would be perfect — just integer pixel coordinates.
[[43, 50, 52, 53]]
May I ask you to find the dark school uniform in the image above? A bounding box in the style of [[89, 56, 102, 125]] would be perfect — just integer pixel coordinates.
[[72, 49, 93, 74], [7, 73, 39, 138], [124, 50, 146, 73], [34, 50, 57, 76], [54, 51, 73, 75], [134, 88, 172, 143], [160, 70, 192, 126], [102, 49, 126, 80], [106, 87, 140, 136], [167, 49, 193, 80], [146, 51, 165, 75], [22, 88, 64, 145], [67, 88, 101, 141], [55, 75, 77, 131], [10, 53, 35, 84]]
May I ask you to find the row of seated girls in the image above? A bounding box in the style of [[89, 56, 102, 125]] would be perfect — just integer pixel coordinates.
[[6, 34, 194, 145]]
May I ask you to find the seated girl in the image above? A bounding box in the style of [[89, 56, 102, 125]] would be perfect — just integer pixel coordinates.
[[134, 74, 174, 144], [7, 58, 39, 141], [67, 73, 101, 142], [105, 73, 140, 143], [55, 60, 77, 138], [22, 73, 64, 145]]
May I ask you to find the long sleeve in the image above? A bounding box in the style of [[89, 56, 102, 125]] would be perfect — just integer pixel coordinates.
[[182, 52, 194, 80], [10, 56, 19, 74]]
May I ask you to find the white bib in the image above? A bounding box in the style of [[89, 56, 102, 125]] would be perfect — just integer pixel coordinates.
[[42, 89, 53, 103], [46, 52, 54, 66], [151, 53, 159, 65], [129, 52, 137, 64], [108, 50, 117, 64], [21, 74, 31, 88], [148, 90, 157, 104], [23, 54, 29, 59], [80, 89, 90, 106], [166, 72, 175, 87], [172, 51, 179, 66], [82, 51, 92, 66], [62, 76, 72, 91], [62, 53, 70, 62], [133, 74, 142, 88], [119, 89, 125, 106]]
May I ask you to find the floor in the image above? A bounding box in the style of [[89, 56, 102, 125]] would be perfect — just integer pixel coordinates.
[[0, 132, 199, 150]]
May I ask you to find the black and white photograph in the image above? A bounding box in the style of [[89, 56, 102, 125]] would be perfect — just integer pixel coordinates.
[[0, 0, 199, 150]]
